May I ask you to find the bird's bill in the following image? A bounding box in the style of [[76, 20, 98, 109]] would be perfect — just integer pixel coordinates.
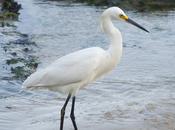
[[120, 15, 149, 33], [126, 18, 149, 33]]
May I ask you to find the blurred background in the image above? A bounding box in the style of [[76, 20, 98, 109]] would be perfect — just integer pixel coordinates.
[[0, 0, 175, 130]]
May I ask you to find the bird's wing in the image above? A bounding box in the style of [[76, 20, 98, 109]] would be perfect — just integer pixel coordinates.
[[22, 47, 108, 88]]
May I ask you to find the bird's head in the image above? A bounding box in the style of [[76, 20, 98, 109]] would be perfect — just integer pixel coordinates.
[[103, 7, 149, 33]]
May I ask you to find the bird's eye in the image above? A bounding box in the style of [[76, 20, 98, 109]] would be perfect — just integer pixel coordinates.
[[119, 14, 124, 18]]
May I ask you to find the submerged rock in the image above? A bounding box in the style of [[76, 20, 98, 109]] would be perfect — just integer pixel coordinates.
[[10, 56, 38, 79], [6, 58, 22, 65], [3, 34, 39, 80]]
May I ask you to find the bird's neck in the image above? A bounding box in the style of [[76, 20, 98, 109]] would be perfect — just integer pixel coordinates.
[[101, 15, 123, 63]]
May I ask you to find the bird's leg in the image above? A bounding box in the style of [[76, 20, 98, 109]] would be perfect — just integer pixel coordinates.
[[70, 96, 78, 130], [60, 93, 71, 130]]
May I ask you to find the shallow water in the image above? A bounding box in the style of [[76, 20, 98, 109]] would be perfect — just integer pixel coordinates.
[[0, 0, 175, 130]]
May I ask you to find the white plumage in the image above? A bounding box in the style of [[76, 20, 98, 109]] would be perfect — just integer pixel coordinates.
[[22, 7, 125, 96], [22, 45, 121, 95], [22, 7, 149, 96], [22, 7, 148, 130]]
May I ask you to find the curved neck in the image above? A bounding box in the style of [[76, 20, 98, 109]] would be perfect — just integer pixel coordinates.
[[101, 14, 123, 62]]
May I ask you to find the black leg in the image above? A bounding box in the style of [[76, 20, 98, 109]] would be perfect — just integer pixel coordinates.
[[70, 96, 78, 130], [60, 93, 71, 130]]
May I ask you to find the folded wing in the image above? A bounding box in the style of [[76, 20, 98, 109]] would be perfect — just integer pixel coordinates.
[[22, 47, 107, 89]]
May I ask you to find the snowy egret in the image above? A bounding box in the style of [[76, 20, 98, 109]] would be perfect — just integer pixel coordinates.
[[22, 7, 149, 130]]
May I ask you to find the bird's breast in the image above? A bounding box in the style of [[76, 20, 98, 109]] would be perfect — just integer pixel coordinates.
[[92, 54, 117, 81]]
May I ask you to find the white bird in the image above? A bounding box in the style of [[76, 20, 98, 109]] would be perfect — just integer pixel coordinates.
[[22, 7, 149, 130]]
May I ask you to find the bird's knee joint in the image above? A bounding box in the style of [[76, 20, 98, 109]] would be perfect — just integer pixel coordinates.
[[70, 114, 75, 120]]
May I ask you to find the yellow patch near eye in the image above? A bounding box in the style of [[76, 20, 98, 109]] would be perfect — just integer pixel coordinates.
[[119, 15, 128, 20]]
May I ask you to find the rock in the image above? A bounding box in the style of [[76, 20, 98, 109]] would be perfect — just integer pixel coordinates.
[[11, 52, 17, 56], [10, 38, 36, 45], [23, 48, 29, 52], [5, 106, 13, 109], [3, 34, 39, 80], [9, 57, 39, 80], [0, 0, 21, 20], [6, 58, 22, 65], [73, 0, 175, 10], [1, 0, 21, 13]]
